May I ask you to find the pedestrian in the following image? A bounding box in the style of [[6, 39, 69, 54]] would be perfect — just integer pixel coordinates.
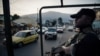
[[92, 11, 100, 37], [55, 8, 100, 56]]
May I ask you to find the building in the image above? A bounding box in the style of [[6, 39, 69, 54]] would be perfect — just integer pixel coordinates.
[[0, 14, 13, 24], [13, 16, 38, 29]]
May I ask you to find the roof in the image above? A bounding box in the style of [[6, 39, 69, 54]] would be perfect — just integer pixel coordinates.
[[19, 30, 35, 32], [13, 16, 37, 26]]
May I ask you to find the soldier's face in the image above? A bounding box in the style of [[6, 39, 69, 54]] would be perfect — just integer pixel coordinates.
[[75, 15, 91, 28]]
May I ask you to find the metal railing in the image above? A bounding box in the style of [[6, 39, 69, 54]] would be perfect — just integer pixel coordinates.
[[39, 3, 100, 56]]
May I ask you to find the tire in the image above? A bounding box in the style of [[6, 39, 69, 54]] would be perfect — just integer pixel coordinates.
[[60, 31, 64, 33], [34, 37, 38, 42], [53, 35, 57, 40], [18, 42, 24, 47]]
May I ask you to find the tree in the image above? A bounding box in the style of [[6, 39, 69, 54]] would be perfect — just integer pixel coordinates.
[[58, 17, 63, 25], [45, 20, 50, 27], [51, 19, 57, 26], [12, 14, 20, 21], [45, 19, 57, 27]]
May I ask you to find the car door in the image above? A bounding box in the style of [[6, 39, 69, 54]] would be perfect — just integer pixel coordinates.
[[30, 31, 38, 41], [23, 32, 32, 44]]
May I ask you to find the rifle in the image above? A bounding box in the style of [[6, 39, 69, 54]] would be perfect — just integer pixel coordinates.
[[45, 33, 79, 56]]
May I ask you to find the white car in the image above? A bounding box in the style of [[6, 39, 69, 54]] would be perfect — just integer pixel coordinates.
[[67, 26, 74, 31], [57, 25, 64, 33], [44, 27, 57, 40], [37, 27, 48, 34]]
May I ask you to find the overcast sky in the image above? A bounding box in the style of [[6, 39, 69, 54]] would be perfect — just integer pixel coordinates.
[[0, 0, 100, 16]]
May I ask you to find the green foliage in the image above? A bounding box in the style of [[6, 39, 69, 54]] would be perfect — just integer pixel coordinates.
[[51, 19, 57, 26], [45, 20, 50, 27], [58, 17, 63, 25], [12, 14, 20, 21], [45, 19, 57, 27]]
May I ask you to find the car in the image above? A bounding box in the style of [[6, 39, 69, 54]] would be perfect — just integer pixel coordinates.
[[44, 27, 57, 40], [57, 25, 64, 33], [30, 27, 38, 32], [3, 30, 39, 47], [67, 26, 74, 31], [37, 27, 48, 34]]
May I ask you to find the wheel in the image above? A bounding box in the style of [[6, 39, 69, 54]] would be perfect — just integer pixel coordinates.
[[53, 35, 57, 40], [18, 42, 24, 47], [34, 37, 38, 42], [61, 31, 64, 33]]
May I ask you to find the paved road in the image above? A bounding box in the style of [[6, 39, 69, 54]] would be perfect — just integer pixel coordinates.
[[0, 26, 76, 56]]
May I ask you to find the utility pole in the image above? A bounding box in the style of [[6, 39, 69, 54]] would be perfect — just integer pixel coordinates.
[[61, 0, 63, 6], [2, 0, 14, 56], [36, 8, 39, 28]]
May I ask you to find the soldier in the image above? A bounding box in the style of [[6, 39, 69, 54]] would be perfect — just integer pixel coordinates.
[[59, 8, 100, 56]]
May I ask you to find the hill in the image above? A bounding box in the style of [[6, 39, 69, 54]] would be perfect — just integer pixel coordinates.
[[22, 11, 73, 23], [14, 11, 73, 26]]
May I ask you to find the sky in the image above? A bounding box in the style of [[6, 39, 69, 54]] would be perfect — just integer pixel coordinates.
[[0, 0, 100, 16]]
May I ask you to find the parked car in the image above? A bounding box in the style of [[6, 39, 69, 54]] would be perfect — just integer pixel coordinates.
[[37, 27, 48, 34], [44, 27, 57, 40], [3, 30, 39, 47]]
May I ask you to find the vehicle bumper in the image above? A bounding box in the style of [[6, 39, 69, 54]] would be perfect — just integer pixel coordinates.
[[57, 30, 64, 33], [45, 34, 57, 39]]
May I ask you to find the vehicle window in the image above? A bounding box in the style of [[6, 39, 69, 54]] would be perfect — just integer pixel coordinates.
[[42, 28, 46, 30], [25, 32, 31, 37], [14, 32, 26, 37], [31, 31, 36, 35], [48, 28, 56, 32]]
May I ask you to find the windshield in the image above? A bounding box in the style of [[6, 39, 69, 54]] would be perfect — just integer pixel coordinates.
[[14, 32, 26, 37], [57, 25, 63, 27], [42, 28, 46, 30], [48, 28, 56, 32]]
